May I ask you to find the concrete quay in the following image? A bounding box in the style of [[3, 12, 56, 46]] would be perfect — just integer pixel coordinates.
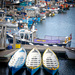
[[22, 45, 66, 53], [0, 49, 18, 62], [0, 45, 67, 62]]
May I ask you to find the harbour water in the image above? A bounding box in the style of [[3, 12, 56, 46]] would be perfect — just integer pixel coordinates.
[[0, 8, 75, 75], [0, 54, 75, 75], [36, 8, 75, 47]]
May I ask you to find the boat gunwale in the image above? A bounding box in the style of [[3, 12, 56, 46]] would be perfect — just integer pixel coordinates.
[[66, 47, 75, 52], [8, 47, 27, 74], [25, 47, 41, 69], [42, 48, 59, 70], [8, 47, 27, 67]]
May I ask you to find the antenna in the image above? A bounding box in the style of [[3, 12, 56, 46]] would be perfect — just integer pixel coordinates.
[[30, 18, 37, 30]]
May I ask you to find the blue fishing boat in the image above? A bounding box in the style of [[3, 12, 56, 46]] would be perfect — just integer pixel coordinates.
[[8, 47, 27, 75], [26, 47, 41, 75], [5, 15, 14, 21], [43, 48, 59, 75]]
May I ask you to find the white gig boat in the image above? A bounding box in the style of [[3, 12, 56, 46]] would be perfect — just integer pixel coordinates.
[[43, 48, 59, 75], [26, 47, 41, 75], [8, 47, 27, 75]]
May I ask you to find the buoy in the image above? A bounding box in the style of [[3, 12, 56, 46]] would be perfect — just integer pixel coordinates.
[[21, 25, 23, 28], [23, 18, 25, 19]]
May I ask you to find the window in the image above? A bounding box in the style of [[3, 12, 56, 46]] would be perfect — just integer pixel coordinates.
[[20, 30, 25, 32], [20, 33, 24, 39], [25, 34, 28, 40], [0, 14, 2, 17]]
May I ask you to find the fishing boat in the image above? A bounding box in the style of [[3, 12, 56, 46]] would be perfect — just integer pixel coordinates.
[[49, 7, 60, 14], [5, 15, 14, 21], [43, 48, 59, 75], [8, 47, 27, 75], [66, 47, 75, 60], [40, 12, 46, 20], [6, 23, 37, 44], [26, 47, 41, 75], [0, 21, 18, 28]]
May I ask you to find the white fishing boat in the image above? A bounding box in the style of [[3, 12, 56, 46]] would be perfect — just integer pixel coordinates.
[[8, 47, 27, 75], [26, 47, 41, 75], [49, 8, 60, 12], [43, 48, 59, 75], [6, 23, 37, 44], [0, 22, 18, 28], [66, 47, 75, 60], [40, 12, 46, 20]]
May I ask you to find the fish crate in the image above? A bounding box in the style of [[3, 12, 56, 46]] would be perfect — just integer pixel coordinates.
[[15, 44, 21, 48], [7, 45, 12, 50]]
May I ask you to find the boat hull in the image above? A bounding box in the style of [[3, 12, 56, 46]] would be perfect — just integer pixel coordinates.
[[27, 67, 40, 75], [66, 49, 75, 60], [42, 16, 46, 20], [44, 67, 58, 75], [9, 66, 23, 75], [7, 33, 29, 44], [8, 48, 27, 74]]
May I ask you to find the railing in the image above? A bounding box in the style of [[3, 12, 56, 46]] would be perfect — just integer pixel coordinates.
[[6, 36, 30, 45], [44, 35, 66, 41]]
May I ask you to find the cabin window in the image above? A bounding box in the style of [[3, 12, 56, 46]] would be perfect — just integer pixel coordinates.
[[25, 34, 28, 40], [30, 34, 32, 41], [20, 33, 24, 39], [20, 30, 25, 32], [0, 14, 2, 17], [30, 34, 32, 38]]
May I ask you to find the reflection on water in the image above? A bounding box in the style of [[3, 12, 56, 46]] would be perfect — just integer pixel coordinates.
[[0, 59, 75, 75]]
